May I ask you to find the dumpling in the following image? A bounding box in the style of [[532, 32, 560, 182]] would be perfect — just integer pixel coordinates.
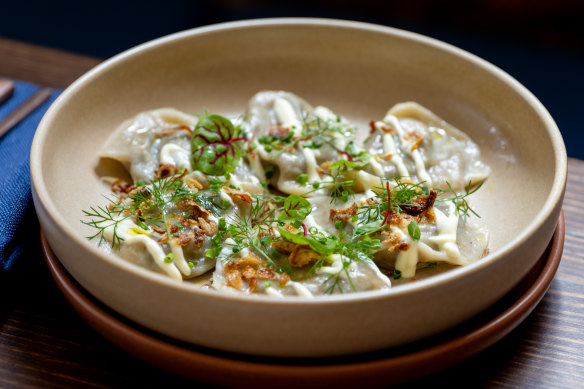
[[98, 108, 198, 183], [243, 91, 358, 195], [211, 244, 391, 297], [84, 91, 493, 297], [372, 201, 489, 279], [364, 102, 490, 191]]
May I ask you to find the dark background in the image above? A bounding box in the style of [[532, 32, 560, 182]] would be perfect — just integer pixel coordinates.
[[2, 0, 583, 158]]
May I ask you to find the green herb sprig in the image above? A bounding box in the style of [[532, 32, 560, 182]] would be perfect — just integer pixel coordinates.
[[436, 180, 483, 221], [82, 203, 128, 248], [357, 177, 428, 226], [82, 173, 224, 249], [277, 217, 382, 294]]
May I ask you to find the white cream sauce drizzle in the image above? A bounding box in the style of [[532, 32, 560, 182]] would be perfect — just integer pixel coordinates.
[[247, 151, 266, 181], [381, 115, 432, 185], [317, 254, 344, 275], [219, 188, 235, 207], [394, 204, 462, 277], [314, 106, 349, 151], [375, 120, 409, 177], [169, 241, 191, 277], [290, 282, 314, 298], [104, 218, 182, 281], [229, 169, 263, 195], [160, 143, 191, 171], [301, 147, 321, 183], [266, 282, 314, 298], [303, 214, 321, 231], [356, 170, 384, 192], [274, 97, 302, 137], [265, 286, 283, 298], [428, 204, 460, 260], [393, 226, 419, 279], [368, 157, 385, 177]]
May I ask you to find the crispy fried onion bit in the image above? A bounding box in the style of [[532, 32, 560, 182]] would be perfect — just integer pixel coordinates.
[[164, 199, 219, 246], [268, 123, 291, 139], [329, 202, 358, 222], [399, 191, 437, 216], [379, 190, 438, 252], [224, 252, 290, 292], [154, 164, 183, 180], [380, 230, 409, 252], [222, 186, 253, 204], [110, 179, 137, 200], [272, 241, 321, 268]]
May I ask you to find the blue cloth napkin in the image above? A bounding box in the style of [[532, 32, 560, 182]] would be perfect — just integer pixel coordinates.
[[0, 80, 61, 271]]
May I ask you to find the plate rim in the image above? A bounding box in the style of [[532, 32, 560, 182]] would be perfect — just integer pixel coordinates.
[[41, 212, 564, 388]]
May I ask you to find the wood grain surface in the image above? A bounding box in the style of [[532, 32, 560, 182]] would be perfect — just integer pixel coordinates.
[[0, 37, 100, 89], [1, 38, 583, 388]]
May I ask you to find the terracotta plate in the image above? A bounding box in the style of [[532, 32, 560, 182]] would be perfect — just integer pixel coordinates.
[[41, 213, 564, 388]]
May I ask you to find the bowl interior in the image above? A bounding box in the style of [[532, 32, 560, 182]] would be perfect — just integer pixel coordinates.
[[33, 18, 564, 293]]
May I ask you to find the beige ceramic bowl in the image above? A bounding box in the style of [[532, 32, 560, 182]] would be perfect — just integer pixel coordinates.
[[31, 18, 566, 357]]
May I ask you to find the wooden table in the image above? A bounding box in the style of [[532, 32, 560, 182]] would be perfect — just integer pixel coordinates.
[[1, 37, 583, 388]]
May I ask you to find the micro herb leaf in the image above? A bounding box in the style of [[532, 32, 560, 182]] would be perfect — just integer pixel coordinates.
[[328, 159, 360, 170], [278, 194, 312, 222], [277, 227, 310, 245], [328, 152, 371, 170], [277, 227, 334, 254], [191, 114, 246, 176], [353, 221, 383, 238], [408, 220, 421, 241], [355, 238, 382, 252]]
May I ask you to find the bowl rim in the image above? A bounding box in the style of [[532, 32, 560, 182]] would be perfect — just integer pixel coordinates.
[[30, 17, 567, 306]]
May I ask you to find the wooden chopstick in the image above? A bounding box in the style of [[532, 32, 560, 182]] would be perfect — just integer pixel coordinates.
[[0, 79, 14, 105], [0, 87, 51, 139]]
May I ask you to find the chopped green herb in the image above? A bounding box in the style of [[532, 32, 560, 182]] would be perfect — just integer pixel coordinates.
[[341, 190, 349, 202], [408, 220, 421, 241], [296, 174, 308, 185], [164, 253, 175, 263]]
